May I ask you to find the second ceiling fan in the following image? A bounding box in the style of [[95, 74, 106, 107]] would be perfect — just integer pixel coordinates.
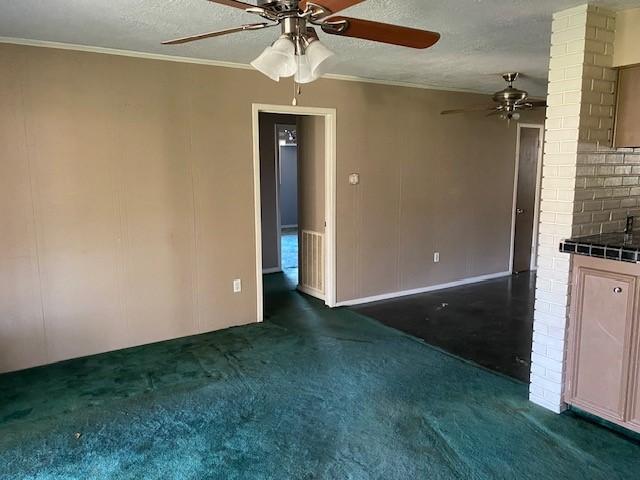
[[163, 0, 441, 84], [441, 73, 547, 121]]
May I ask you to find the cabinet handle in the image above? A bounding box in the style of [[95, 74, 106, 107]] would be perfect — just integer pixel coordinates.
[[613, 287, 623, 294]]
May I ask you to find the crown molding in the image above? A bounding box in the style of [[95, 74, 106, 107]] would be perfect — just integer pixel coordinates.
[[322, 71, 487, 94], [0, 36, 489, 95], [0, 36, 255, 70]]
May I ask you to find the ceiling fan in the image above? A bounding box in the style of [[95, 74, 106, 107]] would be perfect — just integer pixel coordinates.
[[441, 73, 547, 121], [162, 0, 440, 84]]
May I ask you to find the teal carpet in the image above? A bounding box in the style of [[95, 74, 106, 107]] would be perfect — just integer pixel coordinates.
[[1, 273, 639, 479], [281, 229, 298, 285]]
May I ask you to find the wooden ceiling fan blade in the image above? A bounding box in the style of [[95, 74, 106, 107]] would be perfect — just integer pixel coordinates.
[[321, 17, 440, 49], [162, 23, 270, 45], [441, 106, 496, 115], [515, 100, 547, 111], [300, 0, 366, 15], [206, 0, 257, 10]]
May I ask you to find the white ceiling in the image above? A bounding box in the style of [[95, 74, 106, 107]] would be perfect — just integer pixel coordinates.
[[1, 0, 640, 96]]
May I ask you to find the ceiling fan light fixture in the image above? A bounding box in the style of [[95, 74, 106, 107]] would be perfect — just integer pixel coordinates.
[[294, 53, 314, 84], [250, 47, 280, 81], [294, 33, 335, 84], [305, 40, 335, 78], [250, 36, 296, 81], [500, 111, 520, 121]]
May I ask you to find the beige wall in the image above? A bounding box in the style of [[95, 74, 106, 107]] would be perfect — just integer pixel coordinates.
[[0, 43, 543, 372], [613, 7, 640, 67]]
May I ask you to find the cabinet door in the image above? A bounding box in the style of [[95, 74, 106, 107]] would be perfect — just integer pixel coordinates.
[[614, 65, 640, 148], [567, 262, 636, 422]]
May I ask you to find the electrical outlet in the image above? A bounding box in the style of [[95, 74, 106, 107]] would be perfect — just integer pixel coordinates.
[[433, 252, 440, 263], [233, 279, 242, 293]]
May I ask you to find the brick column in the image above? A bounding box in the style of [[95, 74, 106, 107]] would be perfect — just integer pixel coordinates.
[[530, 4, 617, 412]]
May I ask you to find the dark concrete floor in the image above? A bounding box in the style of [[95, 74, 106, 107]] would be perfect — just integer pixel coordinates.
[[351, 272, 536, 382]]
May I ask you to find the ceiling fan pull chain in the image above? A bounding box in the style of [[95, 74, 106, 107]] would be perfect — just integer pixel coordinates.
[[292, 80, 301, 106], [292, 79, 297, 105]]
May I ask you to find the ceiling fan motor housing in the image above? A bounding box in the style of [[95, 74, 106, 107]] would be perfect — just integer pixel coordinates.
[[257, 0, 298, 11], [258, 0, 299, 12], [492, 87, 528, 109]]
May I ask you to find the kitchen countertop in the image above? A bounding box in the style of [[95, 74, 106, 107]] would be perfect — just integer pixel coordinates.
[[559, 232, 640, 263]]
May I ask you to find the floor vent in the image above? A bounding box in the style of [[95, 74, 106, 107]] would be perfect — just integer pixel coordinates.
[[300, 229, 324, 297]]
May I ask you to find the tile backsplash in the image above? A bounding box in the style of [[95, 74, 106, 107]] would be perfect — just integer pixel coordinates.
[[574, 148, 640, 236]]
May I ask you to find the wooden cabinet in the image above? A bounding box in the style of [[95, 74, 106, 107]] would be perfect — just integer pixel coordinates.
[[614, 65, 640, 148], [566, 255, 640, 432]]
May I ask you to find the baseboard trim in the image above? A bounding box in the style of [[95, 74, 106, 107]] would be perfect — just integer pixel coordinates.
[[335, 271, 512, 307], [262, 267, 282, 274]]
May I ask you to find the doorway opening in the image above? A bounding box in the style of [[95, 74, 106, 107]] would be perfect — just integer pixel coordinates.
[[510, 123, 544, 274], [252, 104, 337, 322], [277, 123, 299, 286]]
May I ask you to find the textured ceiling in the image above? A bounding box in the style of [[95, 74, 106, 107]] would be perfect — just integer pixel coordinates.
[[1, 0, 640, 96]]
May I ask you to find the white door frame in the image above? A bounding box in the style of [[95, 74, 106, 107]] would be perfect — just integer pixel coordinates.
[[252, 103, 337, 321], [509, 123, 545, 273]]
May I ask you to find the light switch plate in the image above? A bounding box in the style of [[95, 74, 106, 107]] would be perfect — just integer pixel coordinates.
[[233, 279, 242, 293]]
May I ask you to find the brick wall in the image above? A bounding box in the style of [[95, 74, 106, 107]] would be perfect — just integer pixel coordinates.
[[574, 151, 640, 236], [531, 4, 640, 413]]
